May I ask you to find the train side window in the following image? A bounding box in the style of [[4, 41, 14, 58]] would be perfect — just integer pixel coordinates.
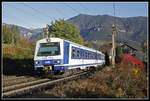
[[92, 53, 94, 59], [83, 51, 85, 59], [83, 50, 85, 59], [90, 53, 91, 59], [99, 54, 100, 59], [90, 52, 91, 59], [80, 50, 82, 59], [99, 54, 101, 59], [72, 47, 76, 58], [89, 53, 91, 59], [85, 51, 88, 59], [77, 49, 80, 58], [102, 55, 104, 60], [96, 54, 97, 59], [101, 55, 103, 60]]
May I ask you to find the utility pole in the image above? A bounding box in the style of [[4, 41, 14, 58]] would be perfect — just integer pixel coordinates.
[[112, 24, 116, 68], [112, 2, 116, 68]]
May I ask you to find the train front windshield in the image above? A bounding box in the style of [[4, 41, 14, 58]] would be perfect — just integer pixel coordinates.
[[37, 42, 60, 56]]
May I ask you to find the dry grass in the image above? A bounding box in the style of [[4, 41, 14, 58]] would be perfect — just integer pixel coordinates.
[[44, 63, 148, 98], [3, 45, 33, 59]]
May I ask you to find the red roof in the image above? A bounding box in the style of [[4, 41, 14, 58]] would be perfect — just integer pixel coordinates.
[[122, 54, 144, 69]]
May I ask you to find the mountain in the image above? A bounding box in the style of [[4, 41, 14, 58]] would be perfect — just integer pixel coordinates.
[[2, 23, 43, 41], [67, 14, 148, 43], [3, 14, 147, 45]]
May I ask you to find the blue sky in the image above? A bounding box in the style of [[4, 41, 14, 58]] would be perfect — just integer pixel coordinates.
[[2, 2, 148, 29]]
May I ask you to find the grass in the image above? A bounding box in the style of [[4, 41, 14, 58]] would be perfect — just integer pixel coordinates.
[[43, 62, 148, 98], [3, 44, 34, 59]]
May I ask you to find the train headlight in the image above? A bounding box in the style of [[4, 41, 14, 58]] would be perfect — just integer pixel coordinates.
[[35, 61, 39, 65], [57, 60, 60, 63], [54, 60, 60, 64]]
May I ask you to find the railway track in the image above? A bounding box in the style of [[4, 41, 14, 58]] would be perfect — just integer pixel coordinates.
[[3, 76, 26, 81], [3, 77, 39, 87], [2, 71, 92, 98]]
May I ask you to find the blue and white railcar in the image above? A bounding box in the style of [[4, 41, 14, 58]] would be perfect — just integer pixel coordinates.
[[34, 37, 105, 74]]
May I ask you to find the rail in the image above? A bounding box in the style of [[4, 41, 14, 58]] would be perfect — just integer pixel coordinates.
[[2, 71, 90, 98]]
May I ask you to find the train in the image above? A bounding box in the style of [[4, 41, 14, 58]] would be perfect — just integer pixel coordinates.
[[34, 37, 105, 75]]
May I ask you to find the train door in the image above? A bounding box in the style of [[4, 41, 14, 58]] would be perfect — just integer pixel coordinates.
[[63, 41, 70, 65]]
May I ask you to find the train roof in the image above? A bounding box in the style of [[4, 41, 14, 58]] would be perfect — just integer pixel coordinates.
[[36, 37, 104, 55]]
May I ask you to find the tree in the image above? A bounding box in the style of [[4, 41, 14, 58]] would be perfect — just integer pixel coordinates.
[[48, 19, 84, 45], [2, 25, 20, 45], [11, 25, 20, 45], [142, 40, 147, 53], [3, 25, 12, 44], [84, 41, 93, 48]]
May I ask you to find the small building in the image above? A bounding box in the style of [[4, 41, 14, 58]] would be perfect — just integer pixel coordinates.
[[119, 42, 138, 55], [117, 41, 145, 62]]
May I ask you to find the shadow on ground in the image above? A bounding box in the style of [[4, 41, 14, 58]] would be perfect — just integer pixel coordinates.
[[3, 58, 35, 76]]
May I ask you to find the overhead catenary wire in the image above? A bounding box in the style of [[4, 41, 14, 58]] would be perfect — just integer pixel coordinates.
[[21, 2, 57, 38], [63, 3, 81, 14], [22, 3, 56, 22], [9, 4, 48, 23], [78, 3, 94, 15], [51, 4, 69, 19], [3, 14, 38, 29]]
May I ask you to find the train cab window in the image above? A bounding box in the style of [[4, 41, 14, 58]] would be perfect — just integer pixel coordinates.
[[37, 42, 60, 56]]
